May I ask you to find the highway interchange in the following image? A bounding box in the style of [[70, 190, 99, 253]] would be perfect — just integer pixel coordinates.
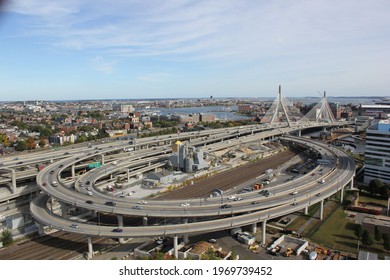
[[24, 121, 355, 247]]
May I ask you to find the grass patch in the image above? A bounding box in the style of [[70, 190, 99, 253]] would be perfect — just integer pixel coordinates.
[[309, 206, 358, 253], [288, 216, 310, 231], [358, 193, 388, 207], [308, 203, 320, 216], [308, 205, 390, 256]]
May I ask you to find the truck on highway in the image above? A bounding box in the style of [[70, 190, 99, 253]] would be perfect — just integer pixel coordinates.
[[253, 183, 264, 190]]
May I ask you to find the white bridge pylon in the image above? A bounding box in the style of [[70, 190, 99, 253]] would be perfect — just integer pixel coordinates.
[[262, 85, 302, 127], [302, 91, 336, 123]]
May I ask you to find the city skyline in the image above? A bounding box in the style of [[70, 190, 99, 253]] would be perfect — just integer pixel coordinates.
[[1, 0, 390, 101]]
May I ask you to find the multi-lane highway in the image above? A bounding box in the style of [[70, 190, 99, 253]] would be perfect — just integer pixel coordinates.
[[0, 120, 355, 258], [29, 122, 355, 249]]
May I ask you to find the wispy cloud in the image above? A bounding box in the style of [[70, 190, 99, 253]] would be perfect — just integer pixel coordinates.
[[5, 0, 390, 64], [91, 56, 116, 74]]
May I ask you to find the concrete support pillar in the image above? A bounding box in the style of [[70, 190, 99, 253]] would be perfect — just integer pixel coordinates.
[[143, 216, 148, 226], [182, 218, 189, 244], [60, 202, 68, 218], [340, 186, 344, 204], [50, 158, 54, 163], [349, 177, 354, 189], [11, 169, 16, 194], [127, 169, 130, 183], [251, 223, 257, 234], [117, 215, 124, 244], [110, 174, 113, 180], [183, 234, 189, 244], [304, 206, 309, 215], [101, 154, 105, 165], [262, 220, 267, 245], [319, 200, 324, 220], [71, 164, 75, 179], [87, 237, 93, 259], [173, 235, 178, 259], [35, 222, 45, 235], [298, 130, 302, 137], [322, 127, 327, 132], [90, 210, 97, 219]]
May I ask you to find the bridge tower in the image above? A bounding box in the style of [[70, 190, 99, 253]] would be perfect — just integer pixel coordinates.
[[303, 91, 336, 123], [261, 85, 302, 128]]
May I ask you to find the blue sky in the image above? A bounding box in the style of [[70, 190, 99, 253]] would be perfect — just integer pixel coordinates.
[[1, 0, 390, 101]]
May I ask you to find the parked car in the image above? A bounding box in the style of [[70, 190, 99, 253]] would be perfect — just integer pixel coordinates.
[[112, 228, 123, 232]]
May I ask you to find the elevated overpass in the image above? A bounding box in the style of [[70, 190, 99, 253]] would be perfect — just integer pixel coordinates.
[[28, 121, 355, 258]]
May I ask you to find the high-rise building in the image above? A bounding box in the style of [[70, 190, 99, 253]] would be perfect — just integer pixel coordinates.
[[364, 120, 390, 184]]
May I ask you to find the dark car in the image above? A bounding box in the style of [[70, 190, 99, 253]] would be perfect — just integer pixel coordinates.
[[58, 164, 63, 168], [112, 228, 123, 232], [105, 201, 116, 206], [17, 161, 23, 164], [42, 182, 47, 187], [251, 201, 260, 205], [50, 170, 54, 174], [220, 204, 232, 209], [85, 200, 94, 204]]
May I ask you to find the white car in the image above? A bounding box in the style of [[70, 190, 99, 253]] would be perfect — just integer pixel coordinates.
[[138, 200, 147, 204], [180, 203, 190, 207], [228, 195, 236, 200], [291, 190, 298, 195], [87, 191, 93, 196], [233, 197, 243, 201]]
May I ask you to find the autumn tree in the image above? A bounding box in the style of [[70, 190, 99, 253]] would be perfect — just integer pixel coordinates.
[[26, 137, 36, 150], [39, 138, 46, 148]]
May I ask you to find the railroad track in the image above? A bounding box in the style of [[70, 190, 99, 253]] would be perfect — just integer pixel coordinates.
[[156, 150, 297, 200]]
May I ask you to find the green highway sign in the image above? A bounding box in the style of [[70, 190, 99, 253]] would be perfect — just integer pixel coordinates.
[[88, 162, 101, 168]]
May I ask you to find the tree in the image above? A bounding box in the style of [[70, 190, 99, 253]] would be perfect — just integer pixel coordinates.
[[383, 234, 390, 251], [26, 137, 36, 150], [201, 248, 220, 260], [14, 140, 27, 151], [39, 137, 46, 148], [362, 230, 374, 246], [1, 229, 13, 246], [375, 226, 382, 242], [369, 179, 384, 196], [355, 224, 363, 239]]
